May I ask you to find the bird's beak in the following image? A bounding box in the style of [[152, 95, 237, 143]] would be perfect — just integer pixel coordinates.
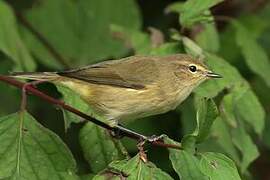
[[206, 71, 222, 78]]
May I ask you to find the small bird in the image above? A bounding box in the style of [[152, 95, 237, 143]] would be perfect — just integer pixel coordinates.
[[12, 54, 221, 128]]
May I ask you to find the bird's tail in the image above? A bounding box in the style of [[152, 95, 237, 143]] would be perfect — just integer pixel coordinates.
[[10, 72, 60, 81]]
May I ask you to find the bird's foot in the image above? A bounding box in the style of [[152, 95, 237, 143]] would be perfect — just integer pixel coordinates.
[[137, 134, 166, 147], [146, 134, 166, 143], [109, 127, 125, 139]]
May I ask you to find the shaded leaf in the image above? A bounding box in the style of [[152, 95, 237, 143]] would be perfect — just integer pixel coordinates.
[[181, 135, 197, 154], [22, 0, 141, 68], [165, 2, 184, 14], [0, 112, 78, 179], [232, 122, 259, 173], [178, 98, 197, 135], [165, 137, 208, 180], [110, 24, 151, 55], [199, 152, 241, 180], [56, 85, 128, 173], [238, 15, 269, 39], [195, 23, 220, 53], [149, 42, 183, 55], [56, 85, 104, 129], [0, 1, 36, 71], [0, 58, 21, 116], [181, 0, 223, 27], [235, 89, 265, 135], [220, 94, 238, 128], [169, 0, 223, 28], [220, 84, 265, 136], [94, 154, 173, 179], [182, 36, 204, 58], [232, 20, 270, 88], [195, 53, 244, 98], [80, 174, 95, 180], [197, 118, 241, 166], [79, 122, 128, 173], [221, 83, 265, 135], [194, 98, 218, 143], [221, 93, 260, 172]]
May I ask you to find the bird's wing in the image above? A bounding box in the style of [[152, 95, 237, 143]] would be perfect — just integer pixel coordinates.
[[58, 56, 159, 89]]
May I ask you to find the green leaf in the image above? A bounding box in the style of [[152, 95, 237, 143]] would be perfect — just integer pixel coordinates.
[[182, 36, 204, 58], [238, 15, 269, 39], [165, 137, 208, 180], [110, 25, 151, 55], [179, 0, 223, 27], [194, 98, 218, 143], [165, 2, 184, 14], [0, 58, 21, 116], [195, 23, 220, 53], [231, 122, 259, 173], [80, 174, 95, 180], [56, 85, 105, 129], [218, 25, 241, 64], [199, 152, 241, 180], [222, 83, 265, 135], [221, 92, 260, 172], [220, 94, 238, 128], [194, 52, 265, 135], [232, 20, 270, 88], [21, 0, 141, 68], [179, 98, 197, 135], [56, 85, 128, 173], [0, 112, 78, 179], [195, 53, 243, 98], [182, 134, 197, 154], [220, 84, 247, 125], [92, 174, 120, 180], [203, 118, 241, 164], [79, 122, 128, 173], [103, 154, 173, 180], [149, 42, 183, 55], [0, 1, 36, 71], [235, 89, 265, 135], [220, 84, 265, 136]]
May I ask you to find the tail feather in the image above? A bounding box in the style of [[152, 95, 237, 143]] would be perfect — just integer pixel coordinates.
[[10, 72, 59, 81]]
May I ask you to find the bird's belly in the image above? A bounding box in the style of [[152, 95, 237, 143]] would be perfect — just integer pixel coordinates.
[[60, 80, 190, 125], [89, 85, 186, 123], [93, 87, 167, 121]]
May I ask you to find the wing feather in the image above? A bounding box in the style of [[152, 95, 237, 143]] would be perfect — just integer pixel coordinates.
[[58, 56, 159, 89]]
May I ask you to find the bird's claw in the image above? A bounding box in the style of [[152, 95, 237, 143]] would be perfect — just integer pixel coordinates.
[[146, 134, 166, 143]]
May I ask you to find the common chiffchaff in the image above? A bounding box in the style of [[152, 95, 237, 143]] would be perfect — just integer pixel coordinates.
[[12, 54, 221, 127]]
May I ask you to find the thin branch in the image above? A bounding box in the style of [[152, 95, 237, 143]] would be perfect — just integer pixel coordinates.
[[0, 75, 182, 150], [15, 12, 71, 68]]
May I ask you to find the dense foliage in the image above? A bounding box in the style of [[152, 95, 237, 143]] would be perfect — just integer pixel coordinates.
[[0, 0, 270, 179]]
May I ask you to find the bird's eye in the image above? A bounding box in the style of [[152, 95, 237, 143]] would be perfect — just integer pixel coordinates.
[[189, 65, 197, 73]]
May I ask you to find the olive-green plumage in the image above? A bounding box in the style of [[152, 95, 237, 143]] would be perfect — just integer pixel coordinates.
[[12, 54, 221, 126]]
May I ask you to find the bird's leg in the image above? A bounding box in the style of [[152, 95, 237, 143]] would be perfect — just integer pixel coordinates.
[[113, 124, 148, 141], [147, 134, 166, 142], [113, 125, 165, 143], [109, 124, 126, 139], [137, 140, 148, 163]]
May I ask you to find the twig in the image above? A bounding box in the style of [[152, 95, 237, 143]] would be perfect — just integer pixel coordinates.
[[15, 12, 71, 68], [0, 75, 182, 150]]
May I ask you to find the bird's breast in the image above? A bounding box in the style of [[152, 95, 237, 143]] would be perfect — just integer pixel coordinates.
[[58, 78, 193, 123]]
